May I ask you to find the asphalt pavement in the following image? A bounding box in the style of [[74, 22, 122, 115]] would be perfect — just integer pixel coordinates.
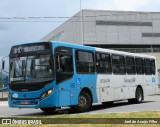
[[0, 95, 160, 117]]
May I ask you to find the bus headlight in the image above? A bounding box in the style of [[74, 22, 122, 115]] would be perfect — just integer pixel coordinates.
[[41, 88, 54, 99]]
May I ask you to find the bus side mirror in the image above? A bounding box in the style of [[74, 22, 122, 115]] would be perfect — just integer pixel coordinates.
[[2, 60, 5, 69]]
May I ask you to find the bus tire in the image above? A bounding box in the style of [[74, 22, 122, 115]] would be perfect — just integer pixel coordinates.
[[71, 91, 92, 113], [128, 87, 143, 104], [135, 87, 143, 103], [40, 107, 56, 113]]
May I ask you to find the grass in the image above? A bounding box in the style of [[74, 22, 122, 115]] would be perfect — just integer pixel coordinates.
[[149, 94, 160, 96], [1, 111, 160, 127], [24, 111, 160, 119]]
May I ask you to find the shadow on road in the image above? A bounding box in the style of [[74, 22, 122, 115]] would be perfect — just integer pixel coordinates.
[[13, 100, 155, 116], [90, 101, 154, 112]]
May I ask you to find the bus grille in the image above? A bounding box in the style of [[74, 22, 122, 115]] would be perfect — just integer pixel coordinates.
[[9, 80, 53, 92]]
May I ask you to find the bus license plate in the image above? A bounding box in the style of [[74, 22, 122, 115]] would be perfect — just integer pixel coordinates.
[[21, 101, 29, 105]]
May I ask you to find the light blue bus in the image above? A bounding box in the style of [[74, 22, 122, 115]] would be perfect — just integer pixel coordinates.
[[8, 41, 158, 113]]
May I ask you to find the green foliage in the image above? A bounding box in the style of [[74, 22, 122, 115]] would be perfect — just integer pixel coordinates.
[[0, 77, 4, 87]]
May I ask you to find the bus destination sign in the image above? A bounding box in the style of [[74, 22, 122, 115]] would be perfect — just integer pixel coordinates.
[[13, 45, 45, 54]]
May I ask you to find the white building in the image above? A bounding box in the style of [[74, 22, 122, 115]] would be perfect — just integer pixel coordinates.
[[42, 10, 160, 70]]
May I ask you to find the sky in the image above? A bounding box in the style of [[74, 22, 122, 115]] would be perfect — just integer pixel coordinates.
[[0, 0, 160, 69]]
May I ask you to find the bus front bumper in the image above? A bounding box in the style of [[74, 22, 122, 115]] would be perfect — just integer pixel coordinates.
[[8, 93, 57, 109]]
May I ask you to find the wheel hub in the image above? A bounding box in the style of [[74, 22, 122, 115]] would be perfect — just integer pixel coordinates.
[[79, 96, 87, 107]]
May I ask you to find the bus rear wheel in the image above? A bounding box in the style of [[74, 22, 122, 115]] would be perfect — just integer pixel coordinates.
[[135, 87, 143, 103], [71, 91, 92, 113], [128, 87, 143, 104], [40, 107, 56, 113]]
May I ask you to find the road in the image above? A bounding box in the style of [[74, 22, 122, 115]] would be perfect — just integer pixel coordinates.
[[0, 95, 160, 117]]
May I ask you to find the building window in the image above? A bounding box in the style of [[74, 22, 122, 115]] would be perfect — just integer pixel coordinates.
[[135, 58, 144, 74], [96, 20, 152, 26], [112, 55, 125, 74], [76, 50, 95, 73], [96, 53, 112, 73], [126, 56, 136, 74], [142, 33, 160, 37]]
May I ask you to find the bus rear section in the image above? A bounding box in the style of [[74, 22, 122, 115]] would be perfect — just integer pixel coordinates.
[[95, 48, 158, 105]]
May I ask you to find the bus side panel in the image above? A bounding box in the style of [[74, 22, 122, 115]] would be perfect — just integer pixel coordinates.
[[57, 76, 76, 107], [71, 48, 98, 105], [96, 74, 114, 102], [96, 74, 152, 102], [143, 75, 158, 96], [58, 90, 71, 106], [73, 74, 98, 104], [57, 74, 98, 107]]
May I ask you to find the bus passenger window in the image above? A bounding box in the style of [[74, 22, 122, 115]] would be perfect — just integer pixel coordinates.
[[144, 59, 151, 75], [112, 55, 125, 74], [96, 53, 111, 73], [126, 56, 135, 74], [76, 50, 95, 73], [151, 59, 155, 75], [135, 58, 144, 74]]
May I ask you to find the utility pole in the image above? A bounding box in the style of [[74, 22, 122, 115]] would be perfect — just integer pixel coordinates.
[[80, 0, 84, 45]]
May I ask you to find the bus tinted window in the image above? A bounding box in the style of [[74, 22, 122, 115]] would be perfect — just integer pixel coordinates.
[[151, 59, 156, 75], [56, 53, 74, 84], [76, 50, 95, 73], [96, 53, 111, 73], [126, 56, 136, 74], [135, 58, 144, 74], [56, 54, 73, 73], [112, 55, 125, 74], [144, 59, 151, 75]]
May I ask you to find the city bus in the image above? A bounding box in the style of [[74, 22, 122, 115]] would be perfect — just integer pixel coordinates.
[[7, 41, 158, 113]]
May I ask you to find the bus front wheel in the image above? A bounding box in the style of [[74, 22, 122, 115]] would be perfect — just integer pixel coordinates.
[[71, 91, 92, 113], [40, 107, 56, 113]]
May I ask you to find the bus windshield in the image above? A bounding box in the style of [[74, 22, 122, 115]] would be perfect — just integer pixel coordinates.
[[10, 54, 54, 83]]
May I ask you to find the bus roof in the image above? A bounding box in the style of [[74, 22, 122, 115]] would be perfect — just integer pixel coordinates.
[[11, 41, 156, 59], [95, 47, 156, 59], [52, 41, 156, 59]]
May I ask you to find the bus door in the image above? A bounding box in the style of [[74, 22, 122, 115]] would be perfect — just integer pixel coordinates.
[[55, 46, 75, 106]]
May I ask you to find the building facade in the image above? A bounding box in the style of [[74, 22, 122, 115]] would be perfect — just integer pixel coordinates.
[[42, 10, 160, 69]]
